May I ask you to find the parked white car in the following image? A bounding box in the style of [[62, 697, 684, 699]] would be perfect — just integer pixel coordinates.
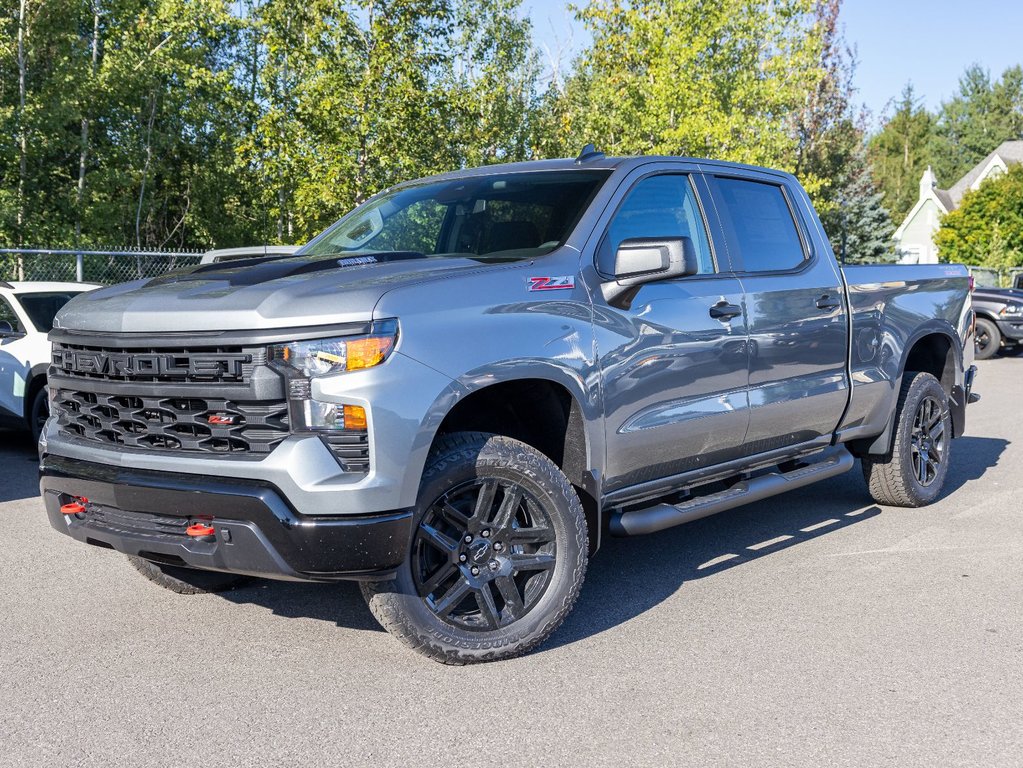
[[0, 280, 100, 441]]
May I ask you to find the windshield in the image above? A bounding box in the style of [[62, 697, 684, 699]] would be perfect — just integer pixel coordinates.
[[301, 170, 610, 260], [18, 291, 88, 333]]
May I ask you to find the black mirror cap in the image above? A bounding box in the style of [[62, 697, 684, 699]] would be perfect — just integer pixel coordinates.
[[603, 236, 698, 307], [0, 320, 14, 335]]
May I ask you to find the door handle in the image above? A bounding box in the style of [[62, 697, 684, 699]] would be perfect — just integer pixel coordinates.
[[709, 301, 742, 321], [815, 293, 842, 310]]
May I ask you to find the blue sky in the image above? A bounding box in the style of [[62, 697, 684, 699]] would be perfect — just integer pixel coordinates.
[[522, 0, 1023, 125]]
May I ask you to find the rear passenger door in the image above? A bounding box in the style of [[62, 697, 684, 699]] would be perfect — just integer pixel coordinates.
[[705, 173, 849, 454]]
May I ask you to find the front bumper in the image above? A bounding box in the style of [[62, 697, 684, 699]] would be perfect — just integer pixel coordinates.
[[40, 455, 413, 581], [995, 317, 1023, 343]]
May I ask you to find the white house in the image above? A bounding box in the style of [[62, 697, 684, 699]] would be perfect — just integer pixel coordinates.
[[894, 140, 1023, 263]]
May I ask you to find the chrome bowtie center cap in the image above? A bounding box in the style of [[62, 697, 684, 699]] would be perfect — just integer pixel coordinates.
[[469, 539, 492, 563]]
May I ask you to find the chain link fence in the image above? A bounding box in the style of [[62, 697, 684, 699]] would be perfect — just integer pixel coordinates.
[[0, 248, 204, 285]]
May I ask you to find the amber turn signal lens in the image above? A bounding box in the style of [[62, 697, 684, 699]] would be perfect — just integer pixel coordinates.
[[343, 405, 368, 431], [346, 337, 394, 371]]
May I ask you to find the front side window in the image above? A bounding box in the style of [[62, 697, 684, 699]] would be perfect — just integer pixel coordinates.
[[598, 175, 714, 276], [0, 297, 23, 333], [303, 170, 611, 261], [713, 177, 806, 272]]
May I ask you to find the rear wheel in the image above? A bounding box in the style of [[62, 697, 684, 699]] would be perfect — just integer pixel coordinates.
[[127, 555, 248, 595], [362, 432, 588, 664], [862, 372, 951, 507], [974, 317, 1000, 360]]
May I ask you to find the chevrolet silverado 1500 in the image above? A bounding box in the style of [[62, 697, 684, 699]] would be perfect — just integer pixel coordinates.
[[40, 150, 976, 663]]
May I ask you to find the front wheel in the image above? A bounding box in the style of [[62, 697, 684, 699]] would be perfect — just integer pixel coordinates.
[[29, 385, 48, 445], [362, 432, 588, 664], [862, 372, 951, 507]]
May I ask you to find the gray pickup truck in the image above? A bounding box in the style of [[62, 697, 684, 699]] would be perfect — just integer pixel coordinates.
[[40, 150, 976, 663]]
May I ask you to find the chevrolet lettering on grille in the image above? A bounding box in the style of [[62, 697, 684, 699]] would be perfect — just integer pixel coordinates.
[[52, 350, 251, 378]]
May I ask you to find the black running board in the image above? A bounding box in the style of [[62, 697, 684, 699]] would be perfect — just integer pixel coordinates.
[[608, 448, 855, 537]]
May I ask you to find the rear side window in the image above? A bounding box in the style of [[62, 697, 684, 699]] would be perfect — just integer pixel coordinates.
[[598, 175, 714, 275], [713, 177, 806, 272]]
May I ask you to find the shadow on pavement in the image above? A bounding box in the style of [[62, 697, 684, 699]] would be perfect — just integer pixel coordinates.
[[0, 433, 41, 504], [222, 579, 382, 632], [943, 435, 1009, 494], [202, 437, 1012, 646]]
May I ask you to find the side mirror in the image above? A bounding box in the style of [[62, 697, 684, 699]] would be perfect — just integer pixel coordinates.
[[0, 320, 14, 335], [602, 236, 699, 307]]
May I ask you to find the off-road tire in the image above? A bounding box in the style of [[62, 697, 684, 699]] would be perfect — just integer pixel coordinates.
[[127, 555, 248, 594], [974, 317, 1000, 360], [862, 372, 951, 507], [361, 432, 588, 664], [29, 385, 48, 445]]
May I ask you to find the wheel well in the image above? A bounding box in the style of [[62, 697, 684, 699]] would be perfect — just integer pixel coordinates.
[[433, 379, 599, 549], [904, 333, 955, 393]]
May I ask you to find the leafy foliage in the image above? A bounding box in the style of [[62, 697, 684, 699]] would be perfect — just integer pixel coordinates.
[[867, 85, 936, 223], [0, 0, 1000, 263], [934, 164, 1023, 267]]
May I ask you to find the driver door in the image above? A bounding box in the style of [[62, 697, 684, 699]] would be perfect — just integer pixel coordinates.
[[592, 171, 751, 493]]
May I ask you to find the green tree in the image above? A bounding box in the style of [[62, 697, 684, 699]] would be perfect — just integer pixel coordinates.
[[821, 140, 895, 263], [934, 164, 1023, 267], [240, 0, 542, 244], [930, 64, 1023, 187], [867, 84, 936, 223], [558, 0, 825, 170]]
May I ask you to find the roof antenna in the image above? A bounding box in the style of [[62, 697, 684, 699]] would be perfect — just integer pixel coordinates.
[[575, 143, 605, 164]]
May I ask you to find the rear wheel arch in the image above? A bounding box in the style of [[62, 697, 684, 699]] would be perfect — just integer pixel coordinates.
[[857, 328, 961, 457]]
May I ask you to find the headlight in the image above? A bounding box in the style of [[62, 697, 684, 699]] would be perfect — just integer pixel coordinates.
[[1000, 303, 1023, 317], [269, 319, 398, 432], [268, 319, 398, 376]]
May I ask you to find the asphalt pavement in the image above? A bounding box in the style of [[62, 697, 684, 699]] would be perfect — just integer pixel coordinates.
[[2, 358, 1021, 767]]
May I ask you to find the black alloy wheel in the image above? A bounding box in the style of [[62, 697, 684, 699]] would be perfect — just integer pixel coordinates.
[[361, 432, 588, 664], [909, 394, 946, 488], [412, 477, 557, 631]]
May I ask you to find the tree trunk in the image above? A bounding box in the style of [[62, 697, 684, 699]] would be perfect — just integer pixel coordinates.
[[135, 92, 158, 248], [75, 2, 101, 245], [16, 0, 28, 278]]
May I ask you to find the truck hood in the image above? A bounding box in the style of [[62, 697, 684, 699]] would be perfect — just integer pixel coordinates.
[[54, 252, 500, 333]]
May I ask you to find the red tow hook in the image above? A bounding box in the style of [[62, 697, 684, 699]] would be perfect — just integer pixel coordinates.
[[60, 497, 89, 516], [185, 522, 217, 540]]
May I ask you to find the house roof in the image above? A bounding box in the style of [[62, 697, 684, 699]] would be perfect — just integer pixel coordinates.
[[934, 188, 954, 211], [947, 140, 1023, 206]]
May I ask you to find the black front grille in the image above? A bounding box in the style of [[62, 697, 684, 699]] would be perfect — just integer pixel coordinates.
[[54, 389, 289, 454]]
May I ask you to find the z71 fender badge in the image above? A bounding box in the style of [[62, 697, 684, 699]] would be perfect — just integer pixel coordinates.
[[528, 276, 575, 291]]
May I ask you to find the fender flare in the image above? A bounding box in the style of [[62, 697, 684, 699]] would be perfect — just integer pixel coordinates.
[[412, 361, 607, 553]]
